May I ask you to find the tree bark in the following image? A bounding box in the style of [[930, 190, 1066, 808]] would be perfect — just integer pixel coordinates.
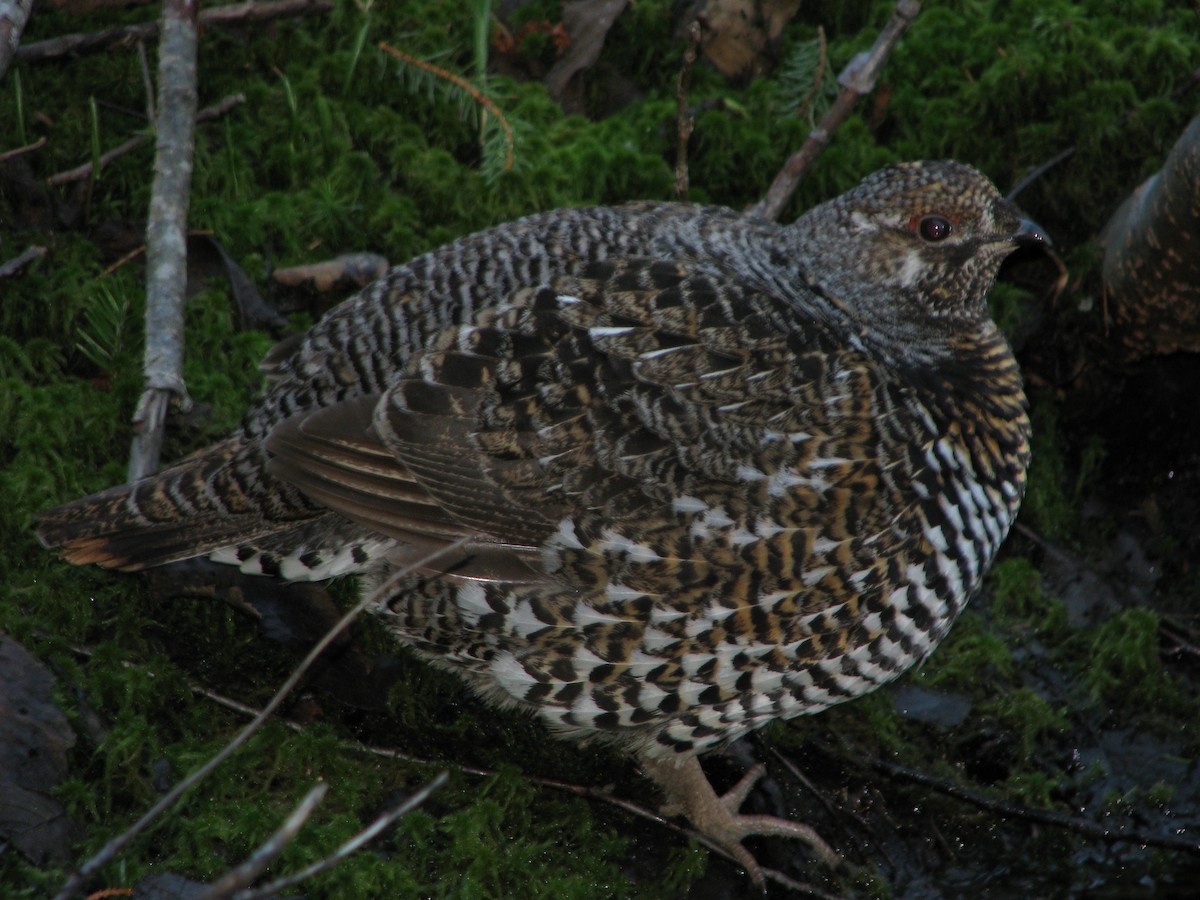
[[129, 0, 198, 481], [0, 0, 34, 80]]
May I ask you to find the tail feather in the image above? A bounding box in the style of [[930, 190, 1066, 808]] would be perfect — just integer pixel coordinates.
[[35, 438, 317, 571]]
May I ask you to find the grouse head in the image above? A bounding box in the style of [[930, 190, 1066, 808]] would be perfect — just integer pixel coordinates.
[[789, 160, 1048, 354]]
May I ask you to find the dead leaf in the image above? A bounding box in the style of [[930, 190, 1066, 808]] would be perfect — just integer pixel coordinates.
[[544, 0, 630, 106], [0, 635, 81, 864], [698, 0, 802, 81], [191, 235, 289, 335]]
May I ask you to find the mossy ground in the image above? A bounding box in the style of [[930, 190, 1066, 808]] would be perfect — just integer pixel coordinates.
[[3, 1, 1200, 896]]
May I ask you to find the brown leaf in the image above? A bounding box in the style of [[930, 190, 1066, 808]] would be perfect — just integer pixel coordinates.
[[544, 0, 630, 106], [191, 235, 289, 335], [698, 0, 802, 81], [0, 635, 80, 864]]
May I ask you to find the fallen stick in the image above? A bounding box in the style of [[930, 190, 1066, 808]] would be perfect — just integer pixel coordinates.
[[750, 0, 920, 222], [0, 244, 47, 278], [0, 134, 45, 163], [16, 0, 332, 65], [128, 0, 199, 482], [46, 94, 244, 187]]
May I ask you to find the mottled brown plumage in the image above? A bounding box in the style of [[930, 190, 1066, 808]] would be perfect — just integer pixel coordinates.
[[38, 161, 1045, 882]]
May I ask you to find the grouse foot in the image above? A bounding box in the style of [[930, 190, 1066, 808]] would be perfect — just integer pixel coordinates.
[[641, 754, 838, 886]]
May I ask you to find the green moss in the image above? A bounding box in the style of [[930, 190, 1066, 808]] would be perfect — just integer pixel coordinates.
[[916, 613, 1017, 694], [1078, 608, 1178, 713], [1023, 393, 1077, 542], [988, 557, 1069, 638], [390, 767, 632, 899], [980, 688, 1070, 761], [1001, 770, 1062, 809]]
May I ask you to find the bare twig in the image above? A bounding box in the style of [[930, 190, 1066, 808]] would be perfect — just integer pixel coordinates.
[[53, 539, 469, 900], [195, 783, 330, 900], [16, 0, 333, 64], [0, 0, 34, 80], [751, 0, 921, 221], [873, 757, 1200, 855], [48, 133, 148, 188], [127, 0, 200, 482], [1009, 64, 1200, 203], [0, 244, 46, 278], [232, 773, 449, 900], [66, 632, 832, 897], [1161, 615, 1200, 658], [48, 93, 243, 189], [674, 21, 701, 202], [0, 134, 45, 163], [1006, 146, 1075, 203]]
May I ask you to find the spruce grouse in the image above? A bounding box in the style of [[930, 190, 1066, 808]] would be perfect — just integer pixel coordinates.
[[38, 160, 1045, 883]]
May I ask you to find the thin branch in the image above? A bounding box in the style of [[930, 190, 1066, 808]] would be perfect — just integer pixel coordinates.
[[1006, 145, 1075, 203], [0, 0, 34, 80], [187, 679, 833, 895], [195, 784, 329, 900], [1161, 615, 1200, 659], [0, 134, 45, 163], [873, 757, 1200, 855], [767, 743, 895, 871], [47, 94, 244, 193], [751, 0, 921, 222], [16, 0, 333, 65], [127, 0, 200, 482], [1008, 64, 1200, 202], [379, 41, 514, 173], [48, 134, 148, 188], [53, 538, 468, 900], [0, 244, 46, 278], [232, 773, 449, 900], [673, 21, 701, 202]]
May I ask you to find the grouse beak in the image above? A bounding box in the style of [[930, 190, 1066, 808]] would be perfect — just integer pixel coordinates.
[[1013, 216, 1051, 248]]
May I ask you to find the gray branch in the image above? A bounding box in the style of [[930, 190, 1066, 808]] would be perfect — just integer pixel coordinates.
[[45, 94, 245, 187], [0, 244, 46, 278], [0, 0, 33, 80], [128, 0, 199, 482], [750, 0, 921, 222], [16, 0, 332, 64]]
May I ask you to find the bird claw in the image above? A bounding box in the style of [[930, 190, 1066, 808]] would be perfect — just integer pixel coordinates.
[[642, 755, 839, 887]]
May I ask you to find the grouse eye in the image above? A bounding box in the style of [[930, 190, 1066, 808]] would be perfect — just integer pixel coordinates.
[[919, 215, 953, 242]]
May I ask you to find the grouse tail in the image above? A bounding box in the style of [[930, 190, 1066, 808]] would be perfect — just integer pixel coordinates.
[[35, 438, 288, 571]]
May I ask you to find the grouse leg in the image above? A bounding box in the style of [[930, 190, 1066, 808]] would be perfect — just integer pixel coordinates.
[[641, 754, 838, 886]]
